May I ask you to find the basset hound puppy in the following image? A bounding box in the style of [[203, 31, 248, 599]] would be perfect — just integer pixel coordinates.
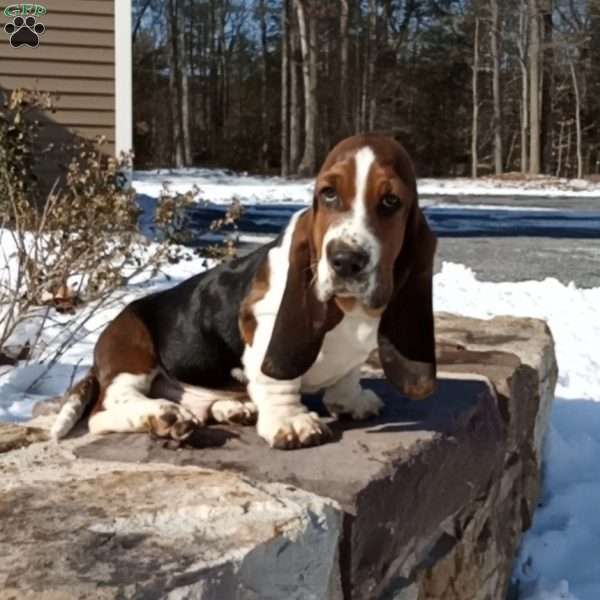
[[51, 134, 437, 449]]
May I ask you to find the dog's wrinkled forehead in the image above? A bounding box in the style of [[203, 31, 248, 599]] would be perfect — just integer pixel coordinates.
[[315, 135, 417, 213]]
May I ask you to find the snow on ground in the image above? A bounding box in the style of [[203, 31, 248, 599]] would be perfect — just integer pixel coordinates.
[[433, 202, 559, 212], [419, 176, 600, 198], [133, 168, 600, 203], [133, 168, 314, 204]]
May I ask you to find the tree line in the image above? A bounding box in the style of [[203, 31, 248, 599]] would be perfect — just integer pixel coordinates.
[[132, 0, 600, 178]]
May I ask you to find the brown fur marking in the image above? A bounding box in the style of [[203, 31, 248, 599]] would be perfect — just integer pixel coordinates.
[[239, 257, 271, 346], [92, 308, 158, 412]]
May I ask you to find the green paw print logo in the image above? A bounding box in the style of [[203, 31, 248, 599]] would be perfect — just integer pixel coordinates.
[[3, 3, 47, 48]]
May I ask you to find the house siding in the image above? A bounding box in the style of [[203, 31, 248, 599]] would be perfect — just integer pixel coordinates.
[[0, 0, 116, 159]]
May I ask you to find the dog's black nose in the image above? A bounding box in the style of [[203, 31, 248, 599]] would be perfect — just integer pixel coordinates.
[[329, 246, 369, 278]]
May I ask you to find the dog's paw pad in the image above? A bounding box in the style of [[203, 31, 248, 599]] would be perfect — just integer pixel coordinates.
[[327, 389, 384, 420], [260, 412, 331, 450], [349, 389, 384, 420]]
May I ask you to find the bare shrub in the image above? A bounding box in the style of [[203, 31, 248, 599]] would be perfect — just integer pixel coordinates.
[[203, 198, 244, 259], [0, 90, 199, 369]]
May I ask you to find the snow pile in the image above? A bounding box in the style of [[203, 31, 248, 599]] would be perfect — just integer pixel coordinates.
[[420, 176, 600, 198], [133, 168, 314, 204], [434, 263, 600, 600], [434, 263, 600, 400], [133, 168, 600, 204]]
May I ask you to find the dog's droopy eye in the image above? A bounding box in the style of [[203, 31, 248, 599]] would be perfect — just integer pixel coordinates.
[[379, 194, 402, 215], [320, 187, 338, 206]]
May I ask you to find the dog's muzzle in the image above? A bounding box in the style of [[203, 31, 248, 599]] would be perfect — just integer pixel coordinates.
[[327, 241, 370, 279]]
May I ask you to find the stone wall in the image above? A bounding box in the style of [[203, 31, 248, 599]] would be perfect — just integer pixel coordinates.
[[0, 313, 557, 600]]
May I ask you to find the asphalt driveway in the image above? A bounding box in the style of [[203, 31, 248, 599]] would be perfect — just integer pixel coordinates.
[[147, 192, 600, 288]]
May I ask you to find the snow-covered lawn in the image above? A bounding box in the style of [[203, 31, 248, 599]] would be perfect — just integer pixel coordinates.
[[419, 176, 600, 198], [133, 168, 600, 203], [133, 168, 314, 204]]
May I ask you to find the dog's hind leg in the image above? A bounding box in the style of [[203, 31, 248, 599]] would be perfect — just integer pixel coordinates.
[[87, 307, 201, 441], [89, 371, 200, 441]]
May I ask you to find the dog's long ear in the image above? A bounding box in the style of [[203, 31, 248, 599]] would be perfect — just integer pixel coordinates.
[[378, 206, 437, 399], [261, 211, 342, 380]]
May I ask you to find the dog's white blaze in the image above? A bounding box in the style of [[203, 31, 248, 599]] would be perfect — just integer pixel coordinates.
[[353, 146, 375, 227], [316, 146, 381, 302]]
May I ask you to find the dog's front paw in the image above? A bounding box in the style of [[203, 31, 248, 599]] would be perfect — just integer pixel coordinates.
[[258, 412, 331, 449], [210, 399, 257, 425], [326, 388, 384, 420]]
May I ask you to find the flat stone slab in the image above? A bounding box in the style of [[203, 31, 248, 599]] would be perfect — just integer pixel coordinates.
[[75, 377, 504, 598], [76, 378, 501, 512]]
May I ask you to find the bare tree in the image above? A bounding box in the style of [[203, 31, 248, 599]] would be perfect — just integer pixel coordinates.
[[569, 61, 583, 178], [281, 0, 290, 175], [339, 0, 350, 137], [367, 0, 377, 131], [132, 0, 600, 177], [354, 38, 361, 134], [555, 119, 565, 176], [517, 0, 529, 173], [528, 0, 541, 174], [258, 0, 270, 170], [472, 15, 480, 178], [490, 0, 503, 174], [360, 45, 368, 131], [308, 12, 318, 152], [556, 0, 586, 177], [179, 0, 192, 166], [289, 15, 301, 172], [540, 0, 554, 172], [295, 0, 317, 175], [167, 0, 183, 167]]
